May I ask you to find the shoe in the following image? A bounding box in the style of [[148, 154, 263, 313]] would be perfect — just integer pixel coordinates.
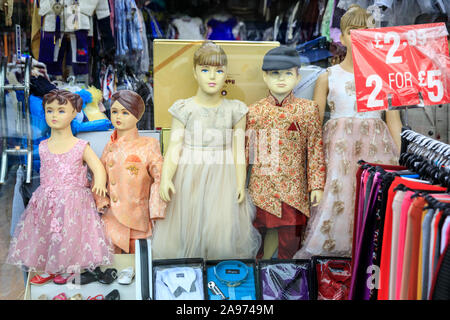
[[30, 273, 55, 285], [87, 294, 104, 300], [98, 268, 118, 285], [52, 293, 68, 300], [105, 289, 120, 300], [53, 273, 74, 285], [69, 293, 83, 300], [118, 267, 135, 285], [37, 294, 48, 300], [72, 269, 98, 285]]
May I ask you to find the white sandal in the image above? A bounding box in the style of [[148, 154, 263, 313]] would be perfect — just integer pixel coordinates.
[[118, 267, 135, 285]]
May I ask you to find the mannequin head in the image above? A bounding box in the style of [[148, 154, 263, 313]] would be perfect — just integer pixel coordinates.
[[340, 5, 375, 51], [261, 46, 302, 101], [43, 89, 82, 130], [110, 90, 145, 131], [193, 41, 228, 95]]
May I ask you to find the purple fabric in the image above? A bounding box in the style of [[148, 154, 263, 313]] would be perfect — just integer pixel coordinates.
[[260, 263, 309, 300], [349, 171, 382, 300], [39, 31, 89, 76], [355, 171, 369, 249]]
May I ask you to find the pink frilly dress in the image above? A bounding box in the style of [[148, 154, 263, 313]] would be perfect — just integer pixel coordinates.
[[6, 139, 114, 274]]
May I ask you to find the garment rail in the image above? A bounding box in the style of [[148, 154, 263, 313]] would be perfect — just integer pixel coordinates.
[[0, 56, 33, 184]]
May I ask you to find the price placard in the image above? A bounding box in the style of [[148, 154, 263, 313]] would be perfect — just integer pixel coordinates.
[[351, 23, 450, 112]]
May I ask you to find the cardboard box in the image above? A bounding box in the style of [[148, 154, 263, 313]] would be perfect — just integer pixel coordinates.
[[153, 40, 280, 128]]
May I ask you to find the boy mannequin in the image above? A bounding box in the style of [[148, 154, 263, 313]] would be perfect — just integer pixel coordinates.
[[246, 46, 326, 259], [94, 90, 166, 254]]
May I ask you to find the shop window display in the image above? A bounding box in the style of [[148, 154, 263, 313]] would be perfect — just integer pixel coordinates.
[[0, 0, 449, 302]]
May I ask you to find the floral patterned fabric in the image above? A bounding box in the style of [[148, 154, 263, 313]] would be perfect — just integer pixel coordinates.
[[246, 92, 326, 218], [294, 64, 399, 259], [7, 139, 114, 273], [94, 128, 166, 253]]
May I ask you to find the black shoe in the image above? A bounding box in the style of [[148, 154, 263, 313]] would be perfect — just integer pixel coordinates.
[[73, 271, 97, 285], [105, 289, 120, 300], [72, 267, 103, 285], [98, 268, 118, 284]]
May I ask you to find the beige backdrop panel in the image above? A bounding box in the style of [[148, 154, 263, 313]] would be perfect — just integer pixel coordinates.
[[153, 40, 280, 129]]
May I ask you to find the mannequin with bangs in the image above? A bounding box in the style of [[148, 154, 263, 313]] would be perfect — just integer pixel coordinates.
[[152, 41, 261, 260]]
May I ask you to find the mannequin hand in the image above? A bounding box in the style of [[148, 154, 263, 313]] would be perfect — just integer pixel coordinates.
[[92, 184, 108, 197], [98, 205, 109, 215], [237, 186, 246, 204], [310, 190, 323, 207], [159, 179, 176, 202]]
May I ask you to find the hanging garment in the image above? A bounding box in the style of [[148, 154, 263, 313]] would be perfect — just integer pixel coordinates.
[[421, 208, 436, 299], [38, 31, 90, 76], [207, 17, 237, 40], [387, 190, 407, 299], [377, 178, 446, 300], [400, 197, 428, 300], [394, 191, 416, 300], [430, 243, 450, 300], [172, 16, 204, 40]]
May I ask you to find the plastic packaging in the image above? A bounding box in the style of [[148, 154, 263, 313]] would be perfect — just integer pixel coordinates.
[[259, 262, 310, 300]]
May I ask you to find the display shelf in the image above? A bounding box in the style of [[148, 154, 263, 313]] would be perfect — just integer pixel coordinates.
[[24, 254, 135, 300]]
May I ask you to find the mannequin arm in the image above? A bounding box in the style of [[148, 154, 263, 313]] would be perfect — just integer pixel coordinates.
[[83, 145, 108, 197], [233, 116, 247, 204], [148, 139, 167, 221], [310, 189, 323, 207], [306, 102, 326, 200], [313, 71, 329, 124], [159, 118, 185, 202], [386, 110, 402, 153]]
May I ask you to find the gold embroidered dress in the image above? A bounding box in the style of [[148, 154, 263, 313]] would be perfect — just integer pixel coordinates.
[[294, 64, 399, 258]]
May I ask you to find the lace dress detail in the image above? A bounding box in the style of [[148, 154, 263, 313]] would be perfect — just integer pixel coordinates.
[[294, 64, 398, 258], [7, 139, 114, 273], [151, 97, 261, 260]]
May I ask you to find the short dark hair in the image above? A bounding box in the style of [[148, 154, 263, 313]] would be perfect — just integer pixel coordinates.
[[42, 89, 83, 112]]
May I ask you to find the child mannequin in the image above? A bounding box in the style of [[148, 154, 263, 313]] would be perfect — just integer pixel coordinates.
[[246, 46, 326, 259], [7, 89, 113, 281], [152, 41, 261, 259], [94, 90, 166, 254], [294, 4, 402, 259]]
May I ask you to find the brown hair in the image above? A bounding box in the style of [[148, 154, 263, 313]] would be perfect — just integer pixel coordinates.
[[110, 90, 145, 120], [340, 4, 374, 34], [42, 89, 83, 113], [193, 41, 227, 67]]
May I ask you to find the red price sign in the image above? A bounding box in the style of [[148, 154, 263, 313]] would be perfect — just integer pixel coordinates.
[[351, 23, 450, 112]]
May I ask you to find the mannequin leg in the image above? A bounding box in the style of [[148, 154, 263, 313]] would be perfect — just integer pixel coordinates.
[[255, 226, 267, 259], [262, 228, 279, 259]]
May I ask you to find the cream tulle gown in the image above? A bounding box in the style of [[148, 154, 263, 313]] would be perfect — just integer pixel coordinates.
[[294, 64, 399, 258], [151, 97, 261, 260]]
